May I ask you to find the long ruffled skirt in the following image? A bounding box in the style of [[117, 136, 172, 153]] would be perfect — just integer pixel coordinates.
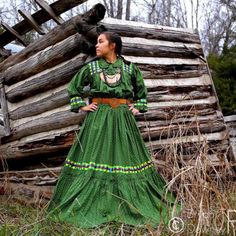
[[47, 104, 180, 228]]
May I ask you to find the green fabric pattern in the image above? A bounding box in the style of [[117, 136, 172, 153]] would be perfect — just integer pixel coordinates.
[[134, 98, 148, 113], [67, 57, 147, 112], [47, 58, 180, 228], [70, 96, 87, 112], [65, 159, 154, 174]]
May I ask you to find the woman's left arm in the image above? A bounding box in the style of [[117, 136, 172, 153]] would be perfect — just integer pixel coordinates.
[[131, 64, 148, 113]]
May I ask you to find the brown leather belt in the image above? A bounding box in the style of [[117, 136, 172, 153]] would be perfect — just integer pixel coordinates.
[[92, 98, 131, 109]]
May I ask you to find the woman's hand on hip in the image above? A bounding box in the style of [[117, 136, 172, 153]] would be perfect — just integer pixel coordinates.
[[129, 105, 139, 115], [80, 102, 98, 112]]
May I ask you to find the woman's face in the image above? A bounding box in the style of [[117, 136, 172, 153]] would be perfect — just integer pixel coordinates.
[[96, 34, 115, 58]]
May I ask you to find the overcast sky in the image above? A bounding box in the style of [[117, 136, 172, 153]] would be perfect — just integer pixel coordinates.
[[0, 0, 200, 29]]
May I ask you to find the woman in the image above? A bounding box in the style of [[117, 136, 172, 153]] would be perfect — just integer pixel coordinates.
[[47, 31, 180, 228]]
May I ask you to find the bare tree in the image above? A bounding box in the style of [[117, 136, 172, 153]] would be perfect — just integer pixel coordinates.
[[117, 0, 123, 19], [199, 0, 236, 55], [125, 0, 131, 20]]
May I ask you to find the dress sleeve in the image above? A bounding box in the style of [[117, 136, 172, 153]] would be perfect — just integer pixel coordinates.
[[131, 64, 148, 113], [67, 65, 90, 113]]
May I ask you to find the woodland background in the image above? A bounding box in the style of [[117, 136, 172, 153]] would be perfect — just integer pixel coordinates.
[[0, 0, 236, 115]]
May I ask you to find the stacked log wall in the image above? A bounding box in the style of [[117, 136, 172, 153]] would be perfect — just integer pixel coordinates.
[[0, 17, 232, 172], [224, 115, 236, 158]]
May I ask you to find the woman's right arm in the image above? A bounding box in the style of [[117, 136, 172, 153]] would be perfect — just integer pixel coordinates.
[[67, 65, 97, 113], [67, 65, 89, 113]]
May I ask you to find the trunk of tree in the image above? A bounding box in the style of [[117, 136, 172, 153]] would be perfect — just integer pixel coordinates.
[[117, 0, 123, 19], [109, 0, 114, 17], [125, 0, 131, 20]]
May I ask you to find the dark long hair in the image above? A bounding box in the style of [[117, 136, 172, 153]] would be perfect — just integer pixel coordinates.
[[101, 31, 122, 56], [100, 31, 131, 64]]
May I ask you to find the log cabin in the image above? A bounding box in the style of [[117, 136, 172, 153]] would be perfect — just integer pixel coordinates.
[[0, 0, 235, 204]]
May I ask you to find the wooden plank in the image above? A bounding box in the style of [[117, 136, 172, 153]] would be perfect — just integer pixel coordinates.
[[1, 22, 27, 46], [18, 9, 46, 35], [0, 0, 88, 47], [0, 3, 105, 74], [35, 0, 64, 25]]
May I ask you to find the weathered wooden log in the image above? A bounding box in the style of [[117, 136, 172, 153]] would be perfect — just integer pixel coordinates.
[[0, 132, 75, 159], [101, 18, 201, 44], [2, 108, 85, 143], [124, 56, 204, 66], [145, 74, 211, 88], [10, 95, 217, 130], [123, 44, 203, 58], [0, 46, 11, 58], [0, 167, 62, 178], [121, 36, 203, 58], [138, 113, 223, 128], [6, 97, 217, 144], [0, 126, 79, 159], [147, 96, 216, 109], [152, 139, 231, 162], [3, 35, 88, 85], [6, 66, 210, 103], [0, 81, 11, 136], [141, 120, 226, 141], [3, 37, 205, 86], [10, 88, 68, 120], [140, 64, 207, 76], [142, 69, 206, 79], [9, 88, 210, 121], [0, 117, 226, 160], [0, 125, 5, 136], [0, 3, 106, 74], [136, 105, 217, 122], [146, 130, 229, 150], [6, 53, 88, 103]]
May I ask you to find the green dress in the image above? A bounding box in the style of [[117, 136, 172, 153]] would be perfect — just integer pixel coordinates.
[[47, 57, 179, 228]]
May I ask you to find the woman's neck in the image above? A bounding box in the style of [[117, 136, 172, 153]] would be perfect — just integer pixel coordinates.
[[104, 53, 117, 64]]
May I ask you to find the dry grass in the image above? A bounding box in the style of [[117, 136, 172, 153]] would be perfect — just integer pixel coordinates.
[[150, 107, 236, 235], [1, 110, 236, 235]]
